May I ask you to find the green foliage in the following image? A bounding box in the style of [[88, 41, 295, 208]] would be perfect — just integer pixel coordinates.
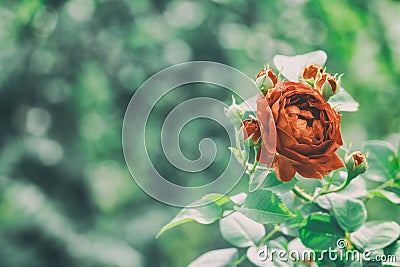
[[158, 51, 400, 266], [385, 241, 400, 267], [247, 239, 292, 267], [362, 141, 399, 182], [248, 168, 268, 193], [157, 194, 243, 238], [260, 172, 298, 193], [328, 88, 359, 112], [156, 199, 222, 238], [299, 212, 344, 252], [2, 0, 400, 266], [350, 221, 400, 250], [328, 194, 367, 232], [236, 190, 296, 224], [188, 248, 239, 267], [220, 212, 265, 247], [369, 190, 400, 205]]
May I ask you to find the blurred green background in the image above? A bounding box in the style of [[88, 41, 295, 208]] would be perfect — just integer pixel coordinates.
[[0, 0, 400, 266]]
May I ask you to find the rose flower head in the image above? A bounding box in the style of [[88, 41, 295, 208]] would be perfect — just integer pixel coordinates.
[[315, 73, 343, 100], [242, 119, 261, 146], [255, 67, 278, 94], [257, 81, 344, 181]]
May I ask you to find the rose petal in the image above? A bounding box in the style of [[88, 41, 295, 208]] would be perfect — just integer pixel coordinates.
[[274, 154, 297, 181], [256, 94, 277, 165], [299, 109, 314, 119]]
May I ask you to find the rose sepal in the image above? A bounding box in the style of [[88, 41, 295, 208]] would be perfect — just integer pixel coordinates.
[[224, 96, 244, 128]]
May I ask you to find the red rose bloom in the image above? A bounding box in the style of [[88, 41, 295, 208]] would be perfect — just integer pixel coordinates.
[[257, 81, 344, 181]]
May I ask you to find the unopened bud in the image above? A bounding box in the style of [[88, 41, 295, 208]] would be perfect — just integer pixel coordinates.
[[224, 96, 244, 127], [242, 119, 261, 146], [345, 151, 368, 180], [315, 73, 342, 100], [255, 68, 278, 94], [302, 64, 323, 81]]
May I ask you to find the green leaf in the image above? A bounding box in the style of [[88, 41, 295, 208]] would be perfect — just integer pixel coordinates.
[[157, 193, 247, 238], [315, 194, 332, 210], [280, 210, 305, 237], [300, 202, 327, 218], [273, 50, 327, 81], [344, 261, 363, 267], [315, 252, 347, 267], [229, 147, 243, 164], [398, 141, 400, 165], [220, 212, 265, 247], [203, 193, 233, 206], [249, 170, 268, 193], [237, 190, 296, 224], [350, 221, 400, 250], [384, 240, 400, 266], [328, 88, 359, 112], [156, 198, 222, 238], [363, 250, 384, 267], [287, 238, 314, 263], [241, 136, 252, 165], [279, 191, 296, 211], [287, 237, 310, 253], [369, 190, 400, 204], [363, 141, 398, 182], [299, 212, 345, 252], [188, 248, 239, 267], [323, 168, 347, 187], [327, 194, 367, 232], [336, 177, 368, 199], [230, 193, 247, 205], [261, 172, 298, 193]]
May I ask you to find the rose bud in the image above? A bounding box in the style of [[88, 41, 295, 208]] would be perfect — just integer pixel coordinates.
[[345, 151, 368, 180], [242, 119, 261, 146], [225, 96, 244, 127], [255, 68, 278, 94], [315, 73, 342, 100], [302, 64, 323, 81]]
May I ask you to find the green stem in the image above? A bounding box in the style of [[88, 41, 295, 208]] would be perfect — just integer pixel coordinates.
[[364, 179, 395, 203], [220, 210, 237, 219], [374, 179, 395, 191], [257, 225, 280, 246], [245, 163, 271, 172], [312, 174, 355, 201], [246, 146, 261, 174], [317, 180, 350, 197], [284, 222, 304, 230], [292, 185, 313, 202], [248, 158, 259, 174], [234, 254, 247, 265]]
